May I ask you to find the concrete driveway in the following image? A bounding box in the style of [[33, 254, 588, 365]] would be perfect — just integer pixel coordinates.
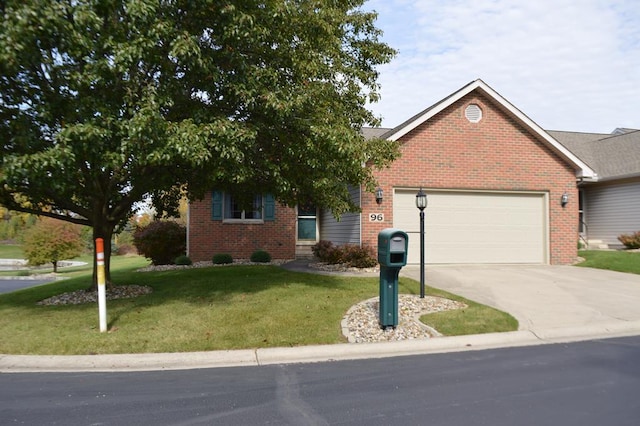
[[401, 264, 640, 338]]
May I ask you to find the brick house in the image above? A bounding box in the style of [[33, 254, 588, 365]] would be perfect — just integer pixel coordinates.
[[188, 79, 596, 265]]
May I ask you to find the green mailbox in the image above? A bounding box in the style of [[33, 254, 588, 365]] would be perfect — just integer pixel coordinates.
[[378, 229, 409, 267], [378, 228, 408, 329]]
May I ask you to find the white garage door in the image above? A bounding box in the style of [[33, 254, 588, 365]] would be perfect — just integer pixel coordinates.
[[393, 190, 547, 264]]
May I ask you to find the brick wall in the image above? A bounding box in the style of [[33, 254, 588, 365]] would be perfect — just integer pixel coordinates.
[[188, 192, 297, 262], [362, 92, 579, 265]]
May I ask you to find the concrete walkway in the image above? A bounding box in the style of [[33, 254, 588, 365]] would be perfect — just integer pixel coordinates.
[[3, 262, 640, 372]]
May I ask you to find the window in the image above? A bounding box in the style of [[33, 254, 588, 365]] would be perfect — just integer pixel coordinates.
[[225, 194, 263, 220], [297, 204, 317, 240], [211, 191, 275, 222]]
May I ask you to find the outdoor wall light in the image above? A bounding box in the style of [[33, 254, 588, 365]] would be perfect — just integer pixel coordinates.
[[415, 187, 427, 210], [561, 192, 569, 207], [375, 187, 383, 204]]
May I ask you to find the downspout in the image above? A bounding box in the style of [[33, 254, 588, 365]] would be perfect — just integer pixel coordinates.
[[576, 178, 587, 248], [186, 200, 190, 257]]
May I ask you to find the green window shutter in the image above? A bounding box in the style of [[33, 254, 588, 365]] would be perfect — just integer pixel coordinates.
[[211, 191, 223, 220], [264, 194, 275, 221]]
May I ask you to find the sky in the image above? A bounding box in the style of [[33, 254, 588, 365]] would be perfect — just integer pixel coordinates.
[[363, 0, 640, 134]]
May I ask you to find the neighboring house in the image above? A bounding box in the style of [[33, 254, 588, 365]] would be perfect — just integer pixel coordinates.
[[188, 79, 601, 265], [549, 129, 640, 249]]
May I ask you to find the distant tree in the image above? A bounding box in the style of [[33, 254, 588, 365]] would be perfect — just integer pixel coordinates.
[[0, 208, 37, 242], [23, 218, 83, 272], [0, 1, 398, 288]]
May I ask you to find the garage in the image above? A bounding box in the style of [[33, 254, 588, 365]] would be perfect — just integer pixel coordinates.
[[393, 190, 548, 264]]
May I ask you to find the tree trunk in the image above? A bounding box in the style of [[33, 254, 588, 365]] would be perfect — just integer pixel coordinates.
[[89, 222, 115, 291], [52, 260, 58, 273]]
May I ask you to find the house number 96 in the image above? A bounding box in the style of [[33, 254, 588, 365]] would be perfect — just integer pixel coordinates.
[[369, 213, 384, 222]]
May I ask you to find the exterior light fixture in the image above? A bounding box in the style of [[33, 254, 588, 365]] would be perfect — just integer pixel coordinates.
[[561, 192, 569, 207], [415, 188, 427, 210], [415, 188, 427, 298], [375, 187, 383, 204]]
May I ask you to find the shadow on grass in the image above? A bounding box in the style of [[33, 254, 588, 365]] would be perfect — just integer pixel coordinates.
[[0, 264, 390, 309]]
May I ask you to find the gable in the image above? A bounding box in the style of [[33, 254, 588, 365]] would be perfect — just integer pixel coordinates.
[[374, 91, 579, 192], [382, 79, 596, 180]]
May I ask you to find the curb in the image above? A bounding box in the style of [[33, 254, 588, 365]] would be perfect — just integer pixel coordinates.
[[0, 274, 64, 281], [3, 322, 640, 373]]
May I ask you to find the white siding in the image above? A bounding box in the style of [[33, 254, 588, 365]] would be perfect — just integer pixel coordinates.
[[584, 180, 640, 247], [319, 186, 361, 245]]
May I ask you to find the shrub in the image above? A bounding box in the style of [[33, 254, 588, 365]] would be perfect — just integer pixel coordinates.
[[340, 245, 377, 268], [618, 231, 640, 249], [133, 221, 186, 265], [23, 218, 83, 272], [250, 250, 271, 263], [174, 255, 193, 266], [115, 243, 137, 256], [326, 247, 345, 264], [212, 253, 233, 264], [312, 241, 377, 268], [312, 240, 334, 261]]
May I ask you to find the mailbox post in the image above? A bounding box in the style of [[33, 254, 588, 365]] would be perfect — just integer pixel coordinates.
[[377, 228, 408, 329]]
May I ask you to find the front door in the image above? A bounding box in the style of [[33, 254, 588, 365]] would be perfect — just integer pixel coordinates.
[[297, 204, 317, 242]]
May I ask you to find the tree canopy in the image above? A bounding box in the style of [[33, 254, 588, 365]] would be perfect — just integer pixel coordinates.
[[0, 0, 397, 282], [23, 217, 83, 272]]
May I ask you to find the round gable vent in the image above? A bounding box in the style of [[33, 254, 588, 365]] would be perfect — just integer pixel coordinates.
[[465, 104, 482, 123]]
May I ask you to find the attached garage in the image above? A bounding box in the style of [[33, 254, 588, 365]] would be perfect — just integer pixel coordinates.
[[393, 190, 548, 264]]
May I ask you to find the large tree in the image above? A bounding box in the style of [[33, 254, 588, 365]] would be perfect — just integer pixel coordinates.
[[0, 0, 398, 286]]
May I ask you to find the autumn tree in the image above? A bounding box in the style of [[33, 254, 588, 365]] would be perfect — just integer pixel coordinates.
[[0, 207, 37, 241], [23, 218, 83, 272], [0, 0, 398, 286]]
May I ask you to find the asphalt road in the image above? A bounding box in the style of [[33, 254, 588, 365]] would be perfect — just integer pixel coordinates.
[[2, 335, 640, 425], [0, 278, 55, 294]]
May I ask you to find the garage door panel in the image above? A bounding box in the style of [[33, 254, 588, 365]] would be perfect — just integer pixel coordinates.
[[394, 190, 547, 264]]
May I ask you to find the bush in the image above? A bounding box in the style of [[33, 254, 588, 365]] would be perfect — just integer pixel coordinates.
[[133, 221, 186, 265], [340, 245, 378, 268], [115, 243, 137, 256], [212, 253, 233, 264], [312, 241, 377, 268], [618, 231, 640, 249], [250, 250, 271, 263], [312, 240, 334, 260], [174, 255, 193, 265], [23, 218, 83, 272]]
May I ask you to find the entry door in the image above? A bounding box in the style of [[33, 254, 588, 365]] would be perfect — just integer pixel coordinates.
[[297, 205, 317, 241]]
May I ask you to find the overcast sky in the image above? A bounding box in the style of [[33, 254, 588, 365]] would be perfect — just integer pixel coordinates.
[[364, 0, 640, 134]]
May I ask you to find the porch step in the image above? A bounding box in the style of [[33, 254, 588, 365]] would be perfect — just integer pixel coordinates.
[[586, 240, 610, 249], [295, 245, 315, 259]]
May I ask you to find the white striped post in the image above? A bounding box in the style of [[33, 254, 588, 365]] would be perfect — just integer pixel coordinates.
[[96, 238, 107, 332]]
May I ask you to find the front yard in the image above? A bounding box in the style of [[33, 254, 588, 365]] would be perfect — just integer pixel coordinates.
[[0, 254, 516, 355]]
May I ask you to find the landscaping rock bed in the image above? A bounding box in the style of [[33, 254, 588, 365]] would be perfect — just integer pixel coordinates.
[[136, 259, 289, 272], [342, 294, 467, 343], [37, 285, 153, 306]]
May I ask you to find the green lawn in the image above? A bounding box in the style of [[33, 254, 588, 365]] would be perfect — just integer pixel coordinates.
[[577, 250, 640, 274], [0, 254, 517, 355], [0, 244, 24, 259]]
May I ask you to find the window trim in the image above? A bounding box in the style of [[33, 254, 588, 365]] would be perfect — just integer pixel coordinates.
[[223, 193, 264, 222], [211, 191, 276, 222]]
